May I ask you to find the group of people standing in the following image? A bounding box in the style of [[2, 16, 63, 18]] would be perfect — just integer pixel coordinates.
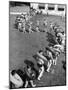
[[15, 13, 48, 33]]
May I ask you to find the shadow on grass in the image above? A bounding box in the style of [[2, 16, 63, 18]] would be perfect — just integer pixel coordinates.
[[46, 31, 58, 46]]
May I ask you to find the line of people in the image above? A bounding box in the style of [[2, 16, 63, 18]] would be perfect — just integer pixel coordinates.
[[32, 23, 65, 80], [14, 13, 48, 33]]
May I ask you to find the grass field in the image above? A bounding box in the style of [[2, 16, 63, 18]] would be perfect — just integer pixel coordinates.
[[9, 7, 66, 87]]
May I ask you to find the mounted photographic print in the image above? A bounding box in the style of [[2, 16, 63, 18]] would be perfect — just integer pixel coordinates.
[[9, 1, 66, 89]]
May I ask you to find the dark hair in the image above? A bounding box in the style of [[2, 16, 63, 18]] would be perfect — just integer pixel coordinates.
[[39, 50, 43, 53], [61, 31, 64, 34], [27, 65, 31, 69], [11, 70, 16, 75]]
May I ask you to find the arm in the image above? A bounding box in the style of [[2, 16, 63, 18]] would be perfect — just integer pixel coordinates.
[[37, 52, 47, 61]]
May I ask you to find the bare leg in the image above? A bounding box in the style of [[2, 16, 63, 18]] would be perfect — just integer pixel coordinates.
[[24, 80, 28, 88], [47, 60, 52, 72], [53, 57, 57, 65], [38, 66, 44, 80], [30, 80, 36, 87]]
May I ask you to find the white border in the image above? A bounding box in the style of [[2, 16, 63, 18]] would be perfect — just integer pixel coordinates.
[[0, 0, 68, 90]]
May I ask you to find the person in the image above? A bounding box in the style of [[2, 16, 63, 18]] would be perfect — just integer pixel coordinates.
[[50, 22, 60, 34], [44, 47, 55, 72], [33, 50, 45, 80], [28, 21, 33, 33], [36, 58, 45, 80], [22, 21, 26, 33], [50, 22, 53, 30], [24, 14, 28, 21], [18, 22, 23, 32], [57, 31, 65, 46], [50, 22, 56, 31], [45, 47, 59, 67], [15, 15, 22, 30], [36, 49, 54, 72], [10, 69, 25, 88], [15, 14, 26, 33], [37, 49, 53, 73], [15, 15, 23, 23], [55, 31, 65, 53], [36, 20, 40, 32], [54, 44, 64, 53], [49, 45, 61, 65], [10, 65, 36, 89], [24, 65, 36, 87], [43, 19, 47, 27]]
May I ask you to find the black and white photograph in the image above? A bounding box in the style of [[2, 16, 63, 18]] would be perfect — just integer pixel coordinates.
[[9, 1, 66, 89]]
